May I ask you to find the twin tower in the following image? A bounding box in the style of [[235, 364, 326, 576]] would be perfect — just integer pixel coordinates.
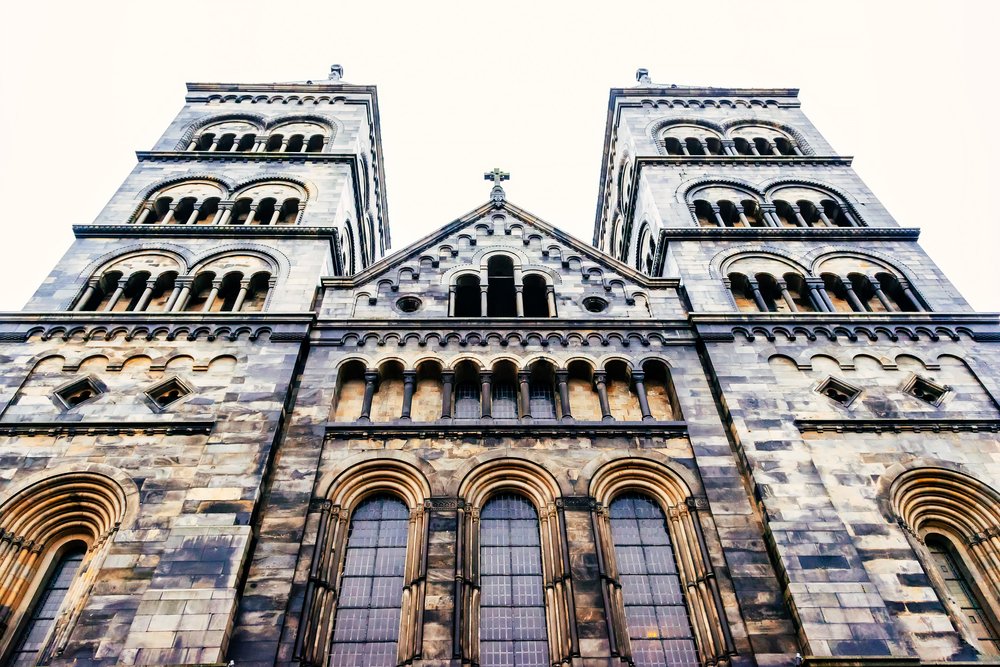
[[0, 66, 998, 667]]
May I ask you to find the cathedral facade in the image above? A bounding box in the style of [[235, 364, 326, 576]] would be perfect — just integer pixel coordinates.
[[0, 66, 998, 667]]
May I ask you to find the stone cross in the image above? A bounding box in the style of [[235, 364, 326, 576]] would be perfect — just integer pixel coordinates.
[[484, 168, 510, 186]]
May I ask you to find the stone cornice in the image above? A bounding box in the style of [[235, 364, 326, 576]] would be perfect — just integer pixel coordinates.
[[186, 81, 377, 95], [0, 420, 215, 436], [135, 150, 361, 163], [73, 224, 339, 240], [796, 418, 1000, 433], [610, 86, 800, 98], [325, 420, 688, 439], [658, 227, 920, 241], [636, 155, 852, 167]]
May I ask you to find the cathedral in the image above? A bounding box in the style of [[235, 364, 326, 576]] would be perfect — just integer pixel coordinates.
[[0, 64, 998, 667]]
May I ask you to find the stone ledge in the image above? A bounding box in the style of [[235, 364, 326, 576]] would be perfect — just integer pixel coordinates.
[[637, 155, 853, 166], [796, 418, 1000, 433], [658, 227, 920, 241], [325, 420, 688, 438], [0, 420, 215, 436], [74, 224, 340, 239]]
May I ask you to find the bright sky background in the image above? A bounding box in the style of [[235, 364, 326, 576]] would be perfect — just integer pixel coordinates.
[[1, 1, 997, 311]]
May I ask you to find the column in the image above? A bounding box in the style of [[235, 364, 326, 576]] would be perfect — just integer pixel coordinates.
[[243, 204, 257, 226], [747, 279, 769, 312], [698, 139, 711, 155], [170, 277, 193, 312], [546, 287, 557, 317], [160, 203, 178, 225], [816, 208, 835, 227], [899, 281, 925, 312], [841, 280, 866, 311], [212, 202, 232, 226], [710, 205, 726, 227], [791, 144, 804, 155], [632, 371, 654, 422], [747, 142, 760, 156], [102, 279, 128, 311], [163, 282, 183, 312], [805, 278, 831, 312], [294, 202, 306, 225], [518, 371, 531, 422], [184, 204, 201, 225], [793, 209, 809, 227], [400, 371, 417, 422], [280, 139, 290, 152], [208, 137, 220, 152], [515, 286, 525, 317], [440, 371, 454, 420], [555, 371, 572, 422], [231, 281, 251, 312], [594, 371, 613, 422], [267, 208, 281, 226], [358, 371, 379, 422], [201, 280, 222, 313], [132, 208, 152, 225], [133, 280, 156, 312], [228, 138, 241, 153], [721, 140, 738, 156], [737, 210, 751, 227], [73, 279, 100, 311], [448, 286, 457, 316], [480, 372, 492, 420], [186, 139, 198, 151], [868, 278, 898, 312], [776, 280, 798, 312], [479, 285, 489, 317]]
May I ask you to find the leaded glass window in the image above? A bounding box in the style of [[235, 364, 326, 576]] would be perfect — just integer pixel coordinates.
[[528, 381, 556, 419], [9, 542, 86, 666], [330, 494, 409, 666], [610, 493, 699, 667], [491, 382, 518, 420], [927, 535, 1000, 652], [479, 493, 549, 666], [455, 381, 480, 419]]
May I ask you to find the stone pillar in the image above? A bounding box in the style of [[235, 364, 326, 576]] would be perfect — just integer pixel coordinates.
[[358, 371, 379, 422], [776, 280, 798, 312], [710, 204, 726, 227], [186, 139, 198, 151], [841, 280, 866, 312], [133, 280, 156, 312], [103, 279, 128, 311], [515, 286, 524, 317], [243, 204, 257, 226], [632, 371, 654, 422], [448, 286, 457, 317], [594, 371, 613, 422], [869, 278, 898, 312], [267, 208, 281, 226], [171, 278, 193, 312], [555, 370, 572, 422], [163, 283, 182, 312], [479, 372, 492, 420], [479, 286, 489, 317], [294, 202, 306, 225], [201, 281, 222, 313], [721, 140, 738, 156], [232, 281, 251, 312], [817, 209, 835, 227], [518, 371, 531, 422], [758, 204, 779, 228], [793, 210, 809, 227], [805, 278, 831, 312], [160, 204, 178, 225], [546, 287, 557, 317], [184, 205, 201, 226], [212, 203, 232, 226], [737, 211, 750, 227], [747, 279, 769, 312], [254, 137, 267, 152], [133, 208, 152, 225], [440, 371, 454, 420], [899, 281, 925, 312], [400, 371, 417, 422], [73, 279, 100, 311]]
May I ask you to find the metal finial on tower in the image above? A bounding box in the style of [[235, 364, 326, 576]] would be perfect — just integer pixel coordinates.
[[484, 168, 510, 207], [329, 64, 344, 81], [636, 68, 652, 85]]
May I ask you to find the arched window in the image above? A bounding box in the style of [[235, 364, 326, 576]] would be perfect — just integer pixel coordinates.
[[664, 137, 685, 155], [7, 542, 87, 665], [755, 273, 783, 312], [479, 493, 549, 666], [371, 361, 404, 422], [875, 272, 922, 312], [487, 256, 516, 317], [821, 273, 855, 312], [491, 361, 519, 420], [606, 360, 641, 421], [528, 361, 558, 420], [333, 360, 367, 422], [522, 274, 550, 317], [610, 493, 699, 666], [717, 200, 740, 227], [741, 200, 765, 227], [727, 272, 757, 312], [694, 200, 717, 227], [306, 134, 325, 152], [784, 273, 817, 312], [453, 274, 482, 317], [635, 224, 656, 275], [453, 361, 481, 420], [285, 134, 305, 152], [329, 494, 409, 665], [773, 200, 799, 227], [567, 360, 601, 421], [265, 134, 284, 151]]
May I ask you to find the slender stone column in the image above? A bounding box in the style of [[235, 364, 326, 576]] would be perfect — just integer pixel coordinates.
[[479, 286, 489, 317], [899, 281, 925, 312], [555, 371, 572, 422], [710, 205, 726, 227], [184, 205, 201, 225], [737, 211, 751, 227], [186, 139, 198, 151], [841, 280, 866, 311], [793, 210, 809, 227], [721, 140, 738, 156], [294, 202, 306, 225], [760, 204, 780, 228], [518, 371, 531, 422], [133, 280, 156, 312], [816, 284, 837, 311], [103, 279, 128, 312], [479, 372, 492, 421], [254, 137, 268, 152], [632, 371, 654, 422], [594, 371, 613, 422], [267, 209, 281, 226], [805, 278, 831, 312], [747, 279, 769, 312], [73, 279, 100, 311], [400, 371, 417, 422], [791, 144, 804, 155], [208, 138, 220, 152], [232, 281, 251, 312], [868, 278, 897, 312], [163, 283, 182, 312], [698, 139, 711, 155], [201, 281, 222, 313], [358, 371, 379, 422], [776, 280, 798, 312], [160, 204, 178, 225], [133, 208, 152, 225], [546, 287, 557, 317], [243, 204, 257, 226], [440, 371, 454, 420], [448, 286, 457, 316], [171, 277, 193, 312], [515, 286, 524, 317], [816, 209, 835, 227], [212, 203, 232, 226], [228, 139, 240, 153]]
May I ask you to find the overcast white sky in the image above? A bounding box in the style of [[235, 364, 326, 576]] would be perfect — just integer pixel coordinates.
[[1, 1, 997, 311]]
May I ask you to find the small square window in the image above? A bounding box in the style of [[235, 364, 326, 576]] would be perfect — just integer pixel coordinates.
[[903, 375, 949, 406], [816, 376, 861, 407], [145, 377, 191, 409], [54, 377, 103, 409]]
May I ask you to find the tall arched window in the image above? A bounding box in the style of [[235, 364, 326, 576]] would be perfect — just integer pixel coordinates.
[[454, 274, 482, 318], [522, 274, 550, 317], [491, 361, 519, 420], [7, 542, 87, 665], [329, 494, 409, 666], [479, 493, 549, 666], [453, 361, 481, 420], [610, 493, 699, 666], [925, 535, 1000, 652], [487, 256, 516, 317]]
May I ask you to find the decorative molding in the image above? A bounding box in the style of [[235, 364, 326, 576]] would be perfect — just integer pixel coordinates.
[[795, 418, 1000, 434], [658, 227, 920, 241], [74, 225, 339, 240], [135, 150, 361, 164], [0, 420, 215, 436], [639, 155, 851, 167], [425, 497, 464, 510], [325, 420, 688, 439], [560, 496, 597, 511]]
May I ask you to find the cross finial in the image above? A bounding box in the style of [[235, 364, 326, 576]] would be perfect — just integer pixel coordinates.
[[484, 168, 510, 207]]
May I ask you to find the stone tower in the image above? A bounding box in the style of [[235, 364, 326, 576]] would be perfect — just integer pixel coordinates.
[[1, 67, 999, 667]]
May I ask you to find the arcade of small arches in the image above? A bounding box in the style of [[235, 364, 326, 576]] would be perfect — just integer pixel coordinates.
[[690, 183, 860, 229], [332, 357, 679, 424], [183, 117, 333, 153], [450, 255, 557, 318], [70, 252, 276, 314], [660, 122, 807, 157], [129, 179, 305, 227], [725, 254, 926, 314]]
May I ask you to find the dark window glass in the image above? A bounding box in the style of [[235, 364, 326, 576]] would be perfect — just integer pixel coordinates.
[[479, 493, 548, 666], [492, 382, 518, 420], [927, 535, 1000, 652], [610, 493, 699, 667], [529, 382, 556, 419], [330, 494, 409, 666], [9, 543, 86, 666], [455, 381, 480, 419]]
